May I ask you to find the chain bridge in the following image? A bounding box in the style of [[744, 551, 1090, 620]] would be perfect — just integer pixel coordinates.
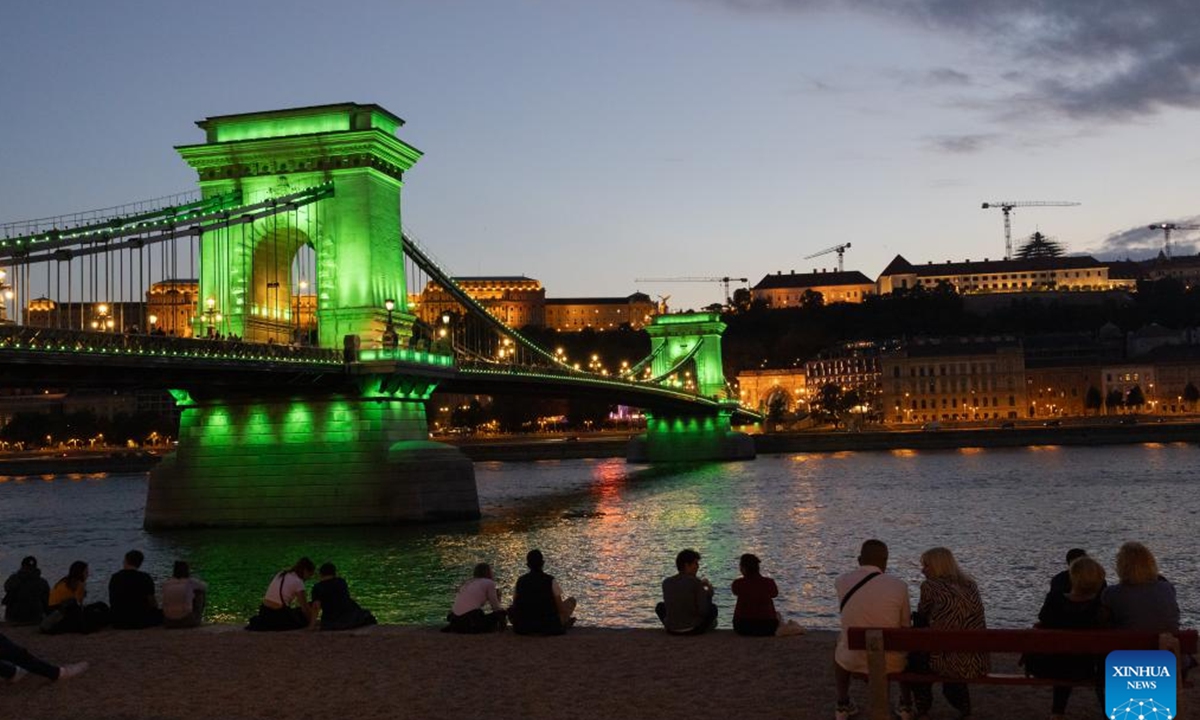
[[0, 103, 758, 528]]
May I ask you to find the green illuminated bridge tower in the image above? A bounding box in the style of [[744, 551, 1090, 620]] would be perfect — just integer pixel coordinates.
[[176, 104, 418, 348], [145, 104, 476, 527], [626, 312, 755, 463]]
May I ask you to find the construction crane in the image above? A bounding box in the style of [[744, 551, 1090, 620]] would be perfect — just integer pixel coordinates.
[[804, 243, 852, 272], [634, 276, 749, 305], [1148, 222, 1200, 259], [981, 201, 1081, 260]]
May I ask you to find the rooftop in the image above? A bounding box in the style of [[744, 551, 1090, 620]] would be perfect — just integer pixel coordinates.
[[753, 270, 874, 290]]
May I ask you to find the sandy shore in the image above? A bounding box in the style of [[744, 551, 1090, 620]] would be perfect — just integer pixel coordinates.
[[3, 624, 1176, 720]]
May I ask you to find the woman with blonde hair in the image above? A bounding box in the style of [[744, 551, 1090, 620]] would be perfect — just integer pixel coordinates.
[[1101, 541, 1179, 631], [900, 547, 988, 720], [1030, 556, 1108, 719]]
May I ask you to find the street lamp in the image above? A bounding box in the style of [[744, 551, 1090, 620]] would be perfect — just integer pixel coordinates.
[[0, 268, 11, 323], [93, 303, 112, 333], [148, 314, 158, 333], [202, 297, 221, 338], [382, 298, 398, 349]]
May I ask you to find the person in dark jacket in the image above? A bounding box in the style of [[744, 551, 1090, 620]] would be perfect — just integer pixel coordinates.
[[1030, 555, 1107, 719], [309, 563, 376, 631], [508, 550, 576, 635], [3, 556, 50, 625]]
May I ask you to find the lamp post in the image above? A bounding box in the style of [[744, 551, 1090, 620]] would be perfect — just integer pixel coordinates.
[[382, 299, 398, 349], [92, 303, 112, 333], [148, 314, 158, 334], [202, 297, 221, 338], [0, 268, 11, 323]]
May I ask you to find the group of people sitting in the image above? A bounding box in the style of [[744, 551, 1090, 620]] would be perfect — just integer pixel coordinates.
[[245, 558, 377, 632], [832, 539, 1182, 720], [0, 550, 208, 684], [3, 551, 207, 634], [443, 550, 578, 636], [441, 547, 803, 638], [2, 537, 1184, 716]]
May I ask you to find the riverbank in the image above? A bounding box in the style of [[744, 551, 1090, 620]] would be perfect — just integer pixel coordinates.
[[0, 624, 1131, 720], [0, 450, 162, 476], [452, 422, 1200, 461]]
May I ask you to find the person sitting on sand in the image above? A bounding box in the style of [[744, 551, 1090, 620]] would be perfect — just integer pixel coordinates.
[[656, 548, 717, 635], [731, 553, 779, 637], [509, 550, 576, 635], [162, 561, 208, 629], [43, 561, 109, 634], [109, 550, 164, 629], [309, 563, 377, 631], [0, 633, 87, 683], [834, 539, 911, 720], [3, 556, 50, 626], [246, 557, 315, 631], [445, 562, 507, 634]]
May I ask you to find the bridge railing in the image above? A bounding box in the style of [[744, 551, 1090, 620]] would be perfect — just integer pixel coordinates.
[[0, 325, 342, 365]]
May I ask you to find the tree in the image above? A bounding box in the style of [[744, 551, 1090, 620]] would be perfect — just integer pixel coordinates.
[[1125, 384, 1146, 410], [730, 287, 753, 313], [1084, 386, 1103, 415], [765, 391, 790, 426], [1015, 231, 1066, 259], [811, 382, 845, 428], [1184, 381, 1200, 410], [1105, 389, 1124, 413], [450, 399, 486, 430], [1, 412, 60, 447], [799, 289, 825, 311], [567, 397, 613, 430]]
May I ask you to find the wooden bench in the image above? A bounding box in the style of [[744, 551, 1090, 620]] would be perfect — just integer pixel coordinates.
[[846, 627, 1198, 720]]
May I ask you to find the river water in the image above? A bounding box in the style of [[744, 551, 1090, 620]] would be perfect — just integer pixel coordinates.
[[0, 444, 1195, 629]]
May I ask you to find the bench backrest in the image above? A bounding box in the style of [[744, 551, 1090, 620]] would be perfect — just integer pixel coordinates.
[[846, 627, 1198, 655]]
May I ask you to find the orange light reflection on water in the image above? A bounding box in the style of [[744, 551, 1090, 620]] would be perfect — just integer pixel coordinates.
[[891, 449, 917, 458]]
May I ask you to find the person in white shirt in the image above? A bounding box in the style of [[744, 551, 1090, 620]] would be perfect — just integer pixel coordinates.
[[834, 539, 911, 720], [444, 563, 507, 633], [246, 557, 315, 631], [162, 561, 208, 629]]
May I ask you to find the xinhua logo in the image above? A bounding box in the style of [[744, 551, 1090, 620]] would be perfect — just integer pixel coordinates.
[[1105, 650, 1177, 720]]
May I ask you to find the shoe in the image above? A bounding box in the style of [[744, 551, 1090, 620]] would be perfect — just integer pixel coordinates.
[[8, 667, 29, 683], [57, 662, 88, 681], [835, 701, 859, 720]]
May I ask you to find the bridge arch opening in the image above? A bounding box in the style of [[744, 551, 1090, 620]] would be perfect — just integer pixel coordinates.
[[247, 223, 317, 344], [290, 244, 318, 345]]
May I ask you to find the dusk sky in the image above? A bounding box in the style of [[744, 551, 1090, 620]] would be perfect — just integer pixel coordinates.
[[3, 1, 1199, 310]]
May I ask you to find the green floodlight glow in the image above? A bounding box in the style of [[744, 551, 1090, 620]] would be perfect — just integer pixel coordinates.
[[651, 311, 723, 326]]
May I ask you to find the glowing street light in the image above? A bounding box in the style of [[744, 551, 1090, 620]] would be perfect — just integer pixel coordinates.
[[202, 297, 221, 337], [0, 268, 11, 323], [382, 298, 398, 349], [93, 302, 113, 332]]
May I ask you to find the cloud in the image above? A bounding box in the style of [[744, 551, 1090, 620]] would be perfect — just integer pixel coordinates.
[[698, 0, 1200, 123], [925, 133, 999, 154], [1092, 217, 1200, 258], [927, 67, 971, 87]]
